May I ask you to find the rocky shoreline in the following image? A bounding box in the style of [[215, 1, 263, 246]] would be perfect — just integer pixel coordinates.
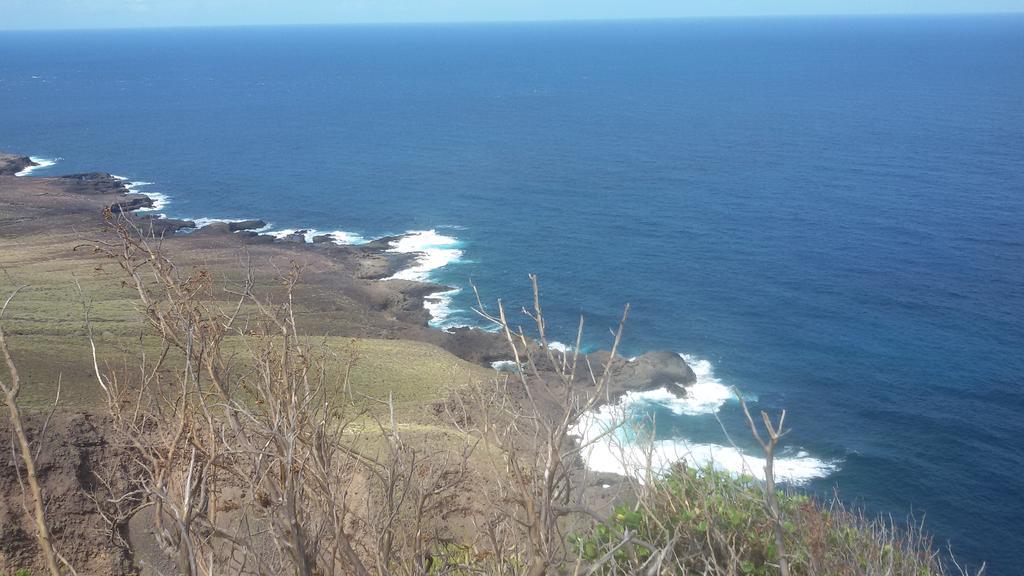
[[0, 151, 706, 574], [0, 153, 37, 176], [0, 152, 701, 396]]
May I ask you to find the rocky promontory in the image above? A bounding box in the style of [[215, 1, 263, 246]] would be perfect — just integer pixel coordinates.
[[575, 349, 698, 400], [0, 154, 36, 176]]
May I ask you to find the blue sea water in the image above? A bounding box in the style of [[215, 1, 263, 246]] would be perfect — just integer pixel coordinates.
[[2, 15, 1022, 571]]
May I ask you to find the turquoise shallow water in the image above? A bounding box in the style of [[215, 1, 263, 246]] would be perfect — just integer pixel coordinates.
[[2, 15, 1022, 570]]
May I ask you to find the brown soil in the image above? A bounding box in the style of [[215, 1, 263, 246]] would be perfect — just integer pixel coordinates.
[[0, 410, 136, 575]]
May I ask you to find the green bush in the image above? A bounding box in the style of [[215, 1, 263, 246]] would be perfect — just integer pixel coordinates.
[[572, 463, 956, 575]]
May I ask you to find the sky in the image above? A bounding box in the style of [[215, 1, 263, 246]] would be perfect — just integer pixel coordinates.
[[2, 0, 1023, 30]]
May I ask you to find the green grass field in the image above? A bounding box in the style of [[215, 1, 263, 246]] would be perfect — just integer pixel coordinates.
[[0, 223, 493, 415]]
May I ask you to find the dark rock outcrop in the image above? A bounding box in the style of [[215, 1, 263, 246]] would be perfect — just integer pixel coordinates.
[[0, 153, 35, 176], [60, 173, 130, 195], [193, 219, 267, 235], [227, 219, 266, 232], [589, 350, 697, 399], [278, 229, 309, 243], [440, 326, 513, 365], [618, 351, 697, 395], [359, 235, 403, 251], [109, 195, 154, 213], [136, 215, 197, 235]]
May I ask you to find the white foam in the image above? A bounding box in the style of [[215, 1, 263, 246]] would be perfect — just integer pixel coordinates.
[[14, 156, 58, 176], [267, 228, 367, 245], [571, 353, 836, 485], [191, 217, 269, 231], [140, 191, 169, 212], [321, 230, 367, 245], [610, 354, 735, 417], [424, 288, 464, 329], [268, 228, 317, 243], [491, 360, 520, 372], [548, 341, 573, 353], [386, 229, 463, 282], [573, 404, 836, 485], [110, 176, 168, 213]]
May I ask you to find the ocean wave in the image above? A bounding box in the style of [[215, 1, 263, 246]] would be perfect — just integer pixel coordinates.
[[383, 230, 469, 327], [26, 155, 467, 331], [548, 341, 573, 353], [573, 402, 837, 485], [140, 191, 170, 213], [108, 175, 364, 248], [321, 230, 367, 245], [638, 354, 738, 416], [113, 176, 168, 212], [386, 229, 464, 282], [191, 217, 269, 230], [14, 156, 59, 176], [491, 360, 520, 372], [571, 354, 835, 485], [423, 288, 465, 329], [267, 228, 367, 245], [268, 228, 317, 243]]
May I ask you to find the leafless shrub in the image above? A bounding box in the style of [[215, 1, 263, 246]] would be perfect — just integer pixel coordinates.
[[66, 214, 987, 576], [81, 215, 470, 575], [441, 275, 631, 575], [738, 394, 791, 576]]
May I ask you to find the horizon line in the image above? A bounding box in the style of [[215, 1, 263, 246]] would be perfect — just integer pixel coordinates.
[[3, 10, 1023, 33]]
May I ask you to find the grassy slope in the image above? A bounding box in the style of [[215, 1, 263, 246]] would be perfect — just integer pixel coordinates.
[[0, 182, 492, 417]]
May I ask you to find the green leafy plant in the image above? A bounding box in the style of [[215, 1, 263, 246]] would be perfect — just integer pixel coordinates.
[[572, 463, 961, 575]]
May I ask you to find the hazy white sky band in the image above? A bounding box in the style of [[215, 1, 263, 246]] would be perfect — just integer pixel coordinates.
[[2, 0, 1023, 30]]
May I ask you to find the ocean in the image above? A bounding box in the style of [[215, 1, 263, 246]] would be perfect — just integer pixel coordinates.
[[2, 15, 1022, 571]]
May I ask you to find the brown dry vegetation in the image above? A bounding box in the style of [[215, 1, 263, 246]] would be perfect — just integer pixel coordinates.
[[0, 165, 984, 575], [0, 168, 507, 574]]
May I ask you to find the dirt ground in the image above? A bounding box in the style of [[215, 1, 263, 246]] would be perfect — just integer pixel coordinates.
[[0, 411, 136, 575]]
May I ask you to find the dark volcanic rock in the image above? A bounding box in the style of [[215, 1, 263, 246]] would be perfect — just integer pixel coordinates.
[[278, 230, 309, 243], [61, 172, 117, 181], [312, 234, 334, 244], [626, 351, 696, 392], [592, 350, 697, 398], [343, 235, 418, 280], [60, 173, 130, 195], [359, 235, 403, 251], [227, 219, 266, 232], [193, 222, 234, 235], [135, 215, 196, 235], [0, 153, 35, 176], [193, 219, 267, 235], [441, 326, 511, 365], [356, 252, 418, 280], [390, 280, 454, 301], [109, 195, 154, 213]]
